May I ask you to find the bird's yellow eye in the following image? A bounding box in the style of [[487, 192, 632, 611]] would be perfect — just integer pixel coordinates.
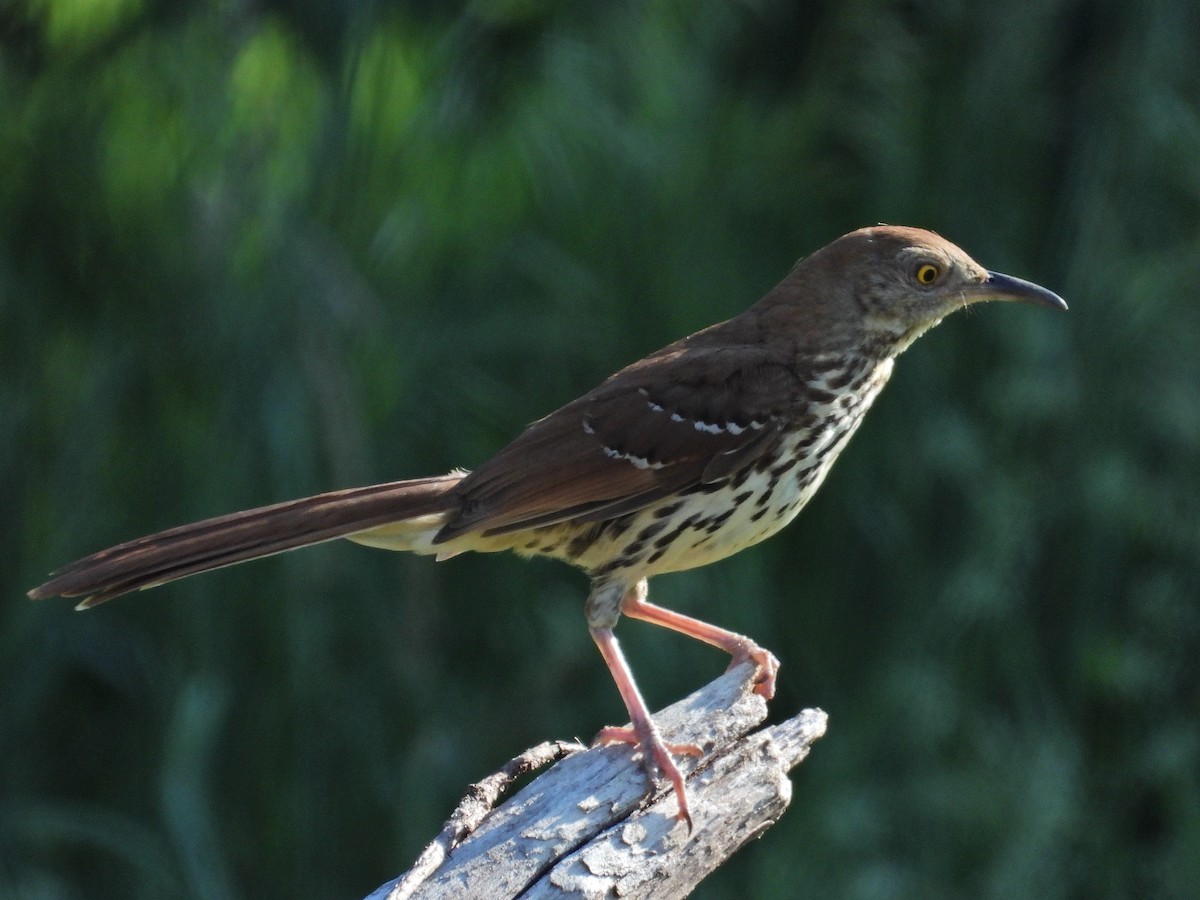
[[915, 263, 940, 285]]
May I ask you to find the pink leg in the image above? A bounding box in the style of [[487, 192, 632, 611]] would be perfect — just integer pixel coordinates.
[[591, 625, 700, 828], [620, 586, 780, 699]]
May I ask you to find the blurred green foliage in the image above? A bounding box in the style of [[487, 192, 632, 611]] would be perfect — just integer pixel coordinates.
[[3, 1, 1199, 897]]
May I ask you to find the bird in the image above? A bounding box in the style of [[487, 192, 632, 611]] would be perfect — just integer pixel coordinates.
[[28, 225, 1066, 826]]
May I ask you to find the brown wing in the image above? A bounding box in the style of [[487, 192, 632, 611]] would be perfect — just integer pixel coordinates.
[[436, 343, 805, 540]]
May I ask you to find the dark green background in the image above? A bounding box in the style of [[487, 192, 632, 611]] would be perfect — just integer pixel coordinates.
[[4, 2, 1198, 897]]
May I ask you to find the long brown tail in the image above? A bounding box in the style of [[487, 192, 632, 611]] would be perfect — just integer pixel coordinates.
[[28, 474, 464, 609]]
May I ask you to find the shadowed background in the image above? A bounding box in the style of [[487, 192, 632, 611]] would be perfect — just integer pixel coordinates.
[[3, 1, 1198, 897]]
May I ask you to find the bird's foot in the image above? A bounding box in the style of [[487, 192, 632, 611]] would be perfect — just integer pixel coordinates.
[[594, 724, 703, 828], [724, 640, 780, 700]]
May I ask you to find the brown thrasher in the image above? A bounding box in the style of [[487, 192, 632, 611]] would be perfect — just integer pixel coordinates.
[[29, 225, 1066, 826]]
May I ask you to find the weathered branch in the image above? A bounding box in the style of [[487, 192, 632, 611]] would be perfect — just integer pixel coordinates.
[[365, 665, 828, 900]]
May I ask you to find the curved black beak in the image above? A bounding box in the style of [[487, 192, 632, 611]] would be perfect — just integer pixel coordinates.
[[978, 270, 1068, 311]]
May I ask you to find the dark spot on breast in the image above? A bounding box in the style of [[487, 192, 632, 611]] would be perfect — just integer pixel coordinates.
[[770, 456, 799, 479], [636, 520, 669, 543], [653, 513, 702, 550], [684, 479, 729, 495], [704, 509, 736, 533], [591, 556, 637, 579], [653, 501, 685, 519], [606, 516, 634, 539], [566, 524, 602, 559], [755, 479, 778, 507], [795, 429, 824, 449]]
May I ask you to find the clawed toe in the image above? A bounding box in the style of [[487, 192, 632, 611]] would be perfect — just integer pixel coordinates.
[[592, 724, 700, 827], [594, 725, 704, 759], [725, 643, 780, 700]]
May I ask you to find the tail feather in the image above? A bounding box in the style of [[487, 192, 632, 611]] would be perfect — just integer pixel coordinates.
[[28, 474, 464, 608]]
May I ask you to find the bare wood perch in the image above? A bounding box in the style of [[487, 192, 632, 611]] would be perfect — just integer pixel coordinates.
[[365, 665, 827, 900]]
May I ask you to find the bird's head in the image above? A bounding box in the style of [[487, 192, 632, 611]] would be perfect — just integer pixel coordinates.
[[785, 225, 1068, 358], [847, 225, 1068, 354]]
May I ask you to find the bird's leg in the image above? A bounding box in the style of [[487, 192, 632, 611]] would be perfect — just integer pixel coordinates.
[[590, 625, 700, 827], [620, 579, 780, 699], [587, 581, 701, 827]]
